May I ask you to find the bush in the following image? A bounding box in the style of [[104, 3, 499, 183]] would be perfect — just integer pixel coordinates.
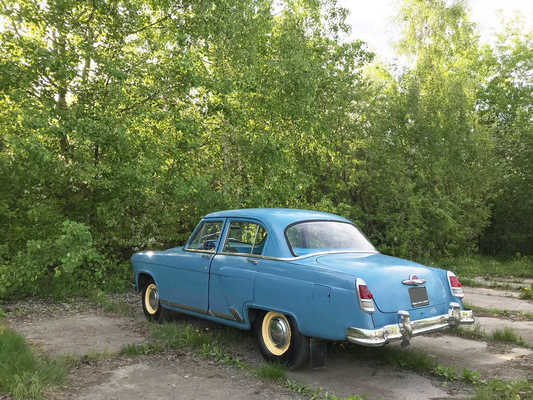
[[0, 220, 108, 299]]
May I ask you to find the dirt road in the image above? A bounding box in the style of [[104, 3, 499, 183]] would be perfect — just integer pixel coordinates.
[[4, 279, 533, 400]]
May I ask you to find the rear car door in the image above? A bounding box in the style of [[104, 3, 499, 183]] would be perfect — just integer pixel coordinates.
[[209, 219, 268, 322]]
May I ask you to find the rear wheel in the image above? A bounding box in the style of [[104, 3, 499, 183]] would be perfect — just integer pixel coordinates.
[[141, 280, 166, 322], [256, 311, 309, 369]]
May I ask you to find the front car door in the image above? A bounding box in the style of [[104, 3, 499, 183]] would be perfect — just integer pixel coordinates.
[[160, 218, 224, 313], [209, 219, 269, 322]]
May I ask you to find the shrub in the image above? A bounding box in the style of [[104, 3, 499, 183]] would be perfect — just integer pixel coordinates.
[[0, 220, 107, 299]]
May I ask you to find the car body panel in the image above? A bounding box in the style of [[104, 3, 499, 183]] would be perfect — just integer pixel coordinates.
[[131, 208, 473, 345]]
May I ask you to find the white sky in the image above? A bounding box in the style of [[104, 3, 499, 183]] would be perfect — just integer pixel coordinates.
[[337, 0, 533, 62]]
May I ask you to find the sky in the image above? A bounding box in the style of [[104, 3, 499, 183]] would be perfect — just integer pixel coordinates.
[[337, 0, 533, 62]]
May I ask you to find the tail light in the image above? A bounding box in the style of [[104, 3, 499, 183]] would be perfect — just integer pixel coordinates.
[[356, 278, 375, 312], [447, 271, 464, 298]]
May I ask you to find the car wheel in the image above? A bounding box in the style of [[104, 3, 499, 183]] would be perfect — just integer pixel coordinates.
[[141, 280, 165, 322], [256, 311, 309, 369]]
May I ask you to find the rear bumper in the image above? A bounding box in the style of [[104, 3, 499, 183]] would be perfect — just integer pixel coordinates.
[[346, 302, 474, 347]]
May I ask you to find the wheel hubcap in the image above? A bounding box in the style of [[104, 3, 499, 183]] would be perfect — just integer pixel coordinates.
[[144, 283, 159, 314], [148, 288, 159, 311], [269, 316, 289, 348]]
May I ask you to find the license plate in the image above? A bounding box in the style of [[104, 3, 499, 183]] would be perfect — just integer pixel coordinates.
[[409, 286, 429, 307]]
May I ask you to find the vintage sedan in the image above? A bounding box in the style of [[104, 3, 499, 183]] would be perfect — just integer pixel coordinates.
[[131, 208, 474, 368]]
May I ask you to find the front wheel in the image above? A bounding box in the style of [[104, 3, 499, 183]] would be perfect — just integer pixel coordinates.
[[256, 311, 309, 369], [141, 280, 166, 322]]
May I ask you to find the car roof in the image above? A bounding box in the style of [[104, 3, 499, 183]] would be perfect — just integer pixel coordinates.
[[204, 208, 350, 226]]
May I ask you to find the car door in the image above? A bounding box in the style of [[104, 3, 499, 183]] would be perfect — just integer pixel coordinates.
[[159, 219, 225, 313], [209, 219, 268, 322]]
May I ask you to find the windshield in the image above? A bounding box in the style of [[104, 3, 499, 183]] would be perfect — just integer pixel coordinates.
[[285, 221, 375, 256]]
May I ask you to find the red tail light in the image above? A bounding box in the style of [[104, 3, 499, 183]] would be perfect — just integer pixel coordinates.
[[358, 284, 373, 299], [447, 271, 464, 298], [356, 278, 375, 312], [449, 276, 461, 288]]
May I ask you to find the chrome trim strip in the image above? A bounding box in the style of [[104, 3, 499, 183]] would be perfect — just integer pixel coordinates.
[[217, 250, 378, 262], [160, 300, 242, 322], [211, 311, 237, 321], [346, 304, 474, 347], [183, 248, 215, 254], [160, 300, 208, 315]]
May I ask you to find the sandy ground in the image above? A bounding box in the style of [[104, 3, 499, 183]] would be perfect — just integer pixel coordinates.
[[463, 287, 533, 313], [4, 280, 533, 400]]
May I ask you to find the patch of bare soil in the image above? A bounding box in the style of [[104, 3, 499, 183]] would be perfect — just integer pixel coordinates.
[[60, 353, 299, 400], [464, 287, 533, 313]]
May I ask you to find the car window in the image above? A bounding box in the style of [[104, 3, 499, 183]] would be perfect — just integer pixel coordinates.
[[186, 221, 223, 252], [285, 221, 375, 256], [223, 221, 268, 255]]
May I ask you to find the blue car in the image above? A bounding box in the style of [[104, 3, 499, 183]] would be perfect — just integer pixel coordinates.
[[131, 208, 474, 368]]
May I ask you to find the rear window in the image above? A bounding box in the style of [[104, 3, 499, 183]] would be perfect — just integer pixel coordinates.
[[285, 221, 375, 256]]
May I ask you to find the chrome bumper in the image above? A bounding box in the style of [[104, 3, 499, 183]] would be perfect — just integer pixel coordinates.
[[346, 302, 474, 347]]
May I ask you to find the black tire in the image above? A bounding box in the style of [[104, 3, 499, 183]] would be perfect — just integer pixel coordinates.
[[256, 311, 309, 369], [141, 279, 166, 322]]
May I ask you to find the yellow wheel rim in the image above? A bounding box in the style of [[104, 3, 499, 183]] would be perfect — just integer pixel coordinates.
[[144, 283, 159, 315], [261, 312, 291, 356]]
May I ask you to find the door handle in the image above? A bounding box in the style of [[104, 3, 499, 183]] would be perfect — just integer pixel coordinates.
[[247, 258, 259, 265]]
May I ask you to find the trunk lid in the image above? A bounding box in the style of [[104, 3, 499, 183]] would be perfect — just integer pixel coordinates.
[[315, 253, 448, 312]]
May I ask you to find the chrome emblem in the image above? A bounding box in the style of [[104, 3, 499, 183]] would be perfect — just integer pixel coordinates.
[[402, 274, 426, 285]]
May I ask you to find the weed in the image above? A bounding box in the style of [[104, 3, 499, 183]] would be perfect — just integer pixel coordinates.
[[463, 303, 533, 320], [0, 324, 66, 400], [254, 363, 287, 381], [120, 343, 162, 356], [433, 364, 457, 380], [462, 368, 483, 385], [520, 286, 533, 300], [490, 327, 526, 346], [453, 323, 486, 341], [472, 378, 533, 399]]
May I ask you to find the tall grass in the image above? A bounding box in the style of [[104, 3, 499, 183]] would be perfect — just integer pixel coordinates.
[[0, 323, 66, 399]]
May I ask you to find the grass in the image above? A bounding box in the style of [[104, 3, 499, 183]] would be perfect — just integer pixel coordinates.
[[0, 321, 67, 399], [426, 254, 533, 279], [472, 379, 533, 399], [490, 327, 527, 346], [453, 324, 529, 348], [463, 302, 533, 320], [253, 363, 287, 381], [520, 285, 533, 300]]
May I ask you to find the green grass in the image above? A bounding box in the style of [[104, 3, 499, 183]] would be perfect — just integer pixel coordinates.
[[472, 378, 533, 399], [520, 285, 533, 299], [426, 254, 533, 279], [463, 302, 533, 320], [0, 323, 67, 399], [453, 324, 529, 348], [490, 327, 527, 346], [254, 363, 287, 381]]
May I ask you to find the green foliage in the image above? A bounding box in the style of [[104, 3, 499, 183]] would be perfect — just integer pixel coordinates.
[[432, 364, 457, 381], [490, 328, 525, 346], [0, 324, 66, 399], [254, 363, 287, 381], [463, 368, 482, 385], [0, 220, 109, 298], [472, 379, 533, 400], [0, 0, 531, 298], [430, 254, 533, 278]]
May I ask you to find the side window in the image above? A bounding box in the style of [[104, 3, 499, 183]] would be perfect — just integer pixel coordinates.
[[186, 221, 223, 252], [223, 221, 268, 255]]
